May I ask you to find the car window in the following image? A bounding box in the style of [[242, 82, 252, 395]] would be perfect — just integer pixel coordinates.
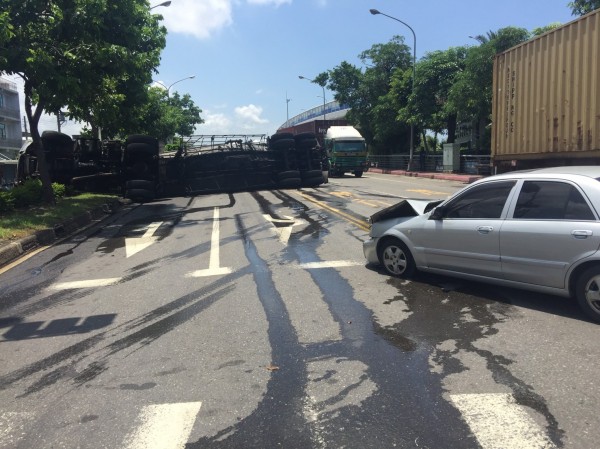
[[444, 181, 516, 219], [513, 180, 596, 220]]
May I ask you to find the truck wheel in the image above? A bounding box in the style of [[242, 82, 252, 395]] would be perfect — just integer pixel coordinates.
[[126, 143, 156, 155], [575, 265, 600, 323], [277, 170, 301, 181], [278, 177, 301, 189], [126, 135, 158, 146], [378, 237, 415, 278], [354, 171, 363, 178], [271, 139, 295, 151], [125, 180, 155, 190], [270, 133, 295, 143], [125, 188, 155, 202], [301, 175, 324, 187]]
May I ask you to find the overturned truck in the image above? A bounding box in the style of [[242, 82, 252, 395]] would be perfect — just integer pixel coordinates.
[[17, 131, 327, 200]]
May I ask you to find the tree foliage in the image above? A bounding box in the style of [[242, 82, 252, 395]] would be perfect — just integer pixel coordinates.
[[319, 36, 413, 153], [568, 0, 600, 15], [1, 0, 166, 203]]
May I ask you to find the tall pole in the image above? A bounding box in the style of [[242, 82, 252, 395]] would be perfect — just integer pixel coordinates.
[[150, 1, 171, 10], [154, 75, 195, 97], [370, 9, 416, 171], [286, 91, 291, 122], [298, 75, 326, 133]]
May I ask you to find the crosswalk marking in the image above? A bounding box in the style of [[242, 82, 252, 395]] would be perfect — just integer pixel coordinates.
[[49, 278, 122, 290], [450, 393, 556, 449], [123, 402, 202, 449]]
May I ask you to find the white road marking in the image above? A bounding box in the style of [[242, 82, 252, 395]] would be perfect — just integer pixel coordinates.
[[49, 278, 121, 290], [450, 393, 556, 449], [263, 214, 305, 245], [125, 222, 163, 258], [187, 207, 232, 277], [297, 260, 363, 269], [123, 402, 202, 449]]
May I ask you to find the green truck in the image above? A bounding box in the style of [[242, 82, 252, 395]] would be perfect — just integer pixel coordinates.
[[324, 126, 368, 177]]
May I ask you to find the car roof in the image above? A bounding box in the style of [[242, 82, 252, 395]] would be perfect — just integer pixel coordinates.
[[482, 166, 600, 182]]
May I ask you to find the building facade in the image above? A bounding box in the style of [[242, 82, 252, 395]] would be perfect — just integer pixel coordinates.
[[0, 77, 22, 160]]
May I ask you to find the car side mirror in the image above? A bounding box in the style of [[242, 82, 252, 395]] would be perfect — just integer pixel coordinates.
[[429, 205, 446, 220]]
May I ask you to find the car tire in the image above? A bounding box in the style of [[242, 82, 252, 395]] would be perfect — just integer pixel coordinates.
[[378, 237, 416, 278], [574, 265, 600, 323]]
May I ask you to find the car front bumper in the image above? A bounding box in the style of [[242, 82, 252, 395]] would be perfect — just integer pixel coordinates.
[[363, 237, 380, 265]]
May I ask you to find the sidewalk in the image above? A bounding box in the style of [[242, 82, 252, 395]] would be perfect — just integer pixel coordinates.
[[0, 198, 125, 270], [367, 167, 484, 184]]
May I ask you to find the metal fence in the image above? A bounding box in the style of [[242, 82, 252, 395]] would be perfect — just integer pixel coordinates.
[[367, 154, 492, 175]]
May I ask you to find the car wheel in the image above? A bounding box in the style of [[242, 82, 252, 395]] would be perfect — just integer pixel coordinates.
[[575, 265, 600, 323], [378, 237, 415, 278]]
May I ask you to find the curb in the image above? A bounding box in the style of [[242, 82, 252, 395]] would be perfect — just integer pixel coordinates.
[[367, 168, 483, 184], [0, 198, 124, 269]]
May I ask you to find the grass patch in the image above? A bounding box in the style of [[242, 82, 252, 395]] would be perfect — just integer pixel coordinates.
[[0, 193, 118, 242]]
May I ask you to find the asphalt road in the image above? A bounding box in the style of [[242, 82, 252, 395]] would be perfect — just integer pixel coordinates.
[[0, 172, 598, 448]]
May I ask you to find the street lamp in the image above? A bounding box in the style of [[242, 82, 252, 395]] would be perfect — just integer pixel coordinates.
[[370, 8, 417, 171], [150, 1, 171, 10], [298, 75, 326, 123], [154, 75, 195, 97]]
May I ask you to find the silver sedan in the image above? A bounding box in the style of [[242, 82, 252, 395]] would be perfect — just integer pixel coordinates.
[[363, 166, 600, 323]]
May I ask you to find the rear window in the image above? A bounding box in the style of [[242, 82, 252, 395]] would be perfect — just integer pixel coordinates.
[[513, 181, 596, 220]]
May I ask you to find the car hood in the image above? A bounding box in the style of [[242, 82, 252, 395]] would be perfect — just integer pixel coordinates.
[[369, 199, 443, 224]]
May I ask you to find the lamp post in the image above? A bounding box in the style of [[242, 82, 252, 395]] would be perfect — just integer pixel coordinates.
[[154, 75, 195, 97], [298, 75, 326, 124], [286, 91, 291, 122], [150, 1, 171, 10], [370, 8, 416, 171]]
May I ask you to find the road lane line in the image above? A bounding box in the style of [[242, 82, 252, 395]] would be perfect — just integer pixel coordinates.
[[450, 393, 556, 449], [123, 402, 202, 449], [297, 260, 363, 269], [187, 207, 232, 277], [296, 191, 370, 231], [49, 278, 122, 290]]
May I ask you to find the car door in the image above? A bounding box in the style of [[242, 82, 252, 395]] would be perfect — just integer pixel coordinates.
[[415, 180, 516, 277], [500, 179, 600, 289]]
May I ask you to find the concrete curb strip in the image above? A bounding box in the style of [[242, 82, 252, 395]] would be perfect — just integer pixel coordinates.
[[0, 198, 123, 269]]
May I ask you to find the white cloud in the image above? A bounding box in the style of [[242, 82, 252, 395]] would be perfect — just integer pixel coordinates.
[[162, 0, 233, 40], [196, 111, 232, 134], [235, 104, 269, 125], [161, 0, 291, 39], [246, 0, 291, 6]]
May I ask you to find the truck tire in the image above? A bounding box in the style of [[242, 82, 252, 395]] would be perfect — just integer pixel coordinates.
[[271, 139, 295, 151], [126, 143, 156, 155], [125, 180, 155, 190], [42, 131, 74, 158], [277, 170, 301, 181], [301, 169, 323, 180], [126, 135, 158, 146], [354, 171, 363, 178], [301, 175, 324, 187], [270, 133, 294, 143], [278, 177, 301, 189], [125, 188, 155, 202]]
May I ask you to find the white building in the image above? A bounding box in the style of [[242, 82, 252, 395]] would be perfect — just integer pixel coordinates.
[[0, 77, 22, 161]]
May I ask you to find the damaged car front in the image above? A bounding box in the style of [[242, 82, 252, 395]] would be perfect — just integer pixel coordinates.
[[363, 198, 442, 276]]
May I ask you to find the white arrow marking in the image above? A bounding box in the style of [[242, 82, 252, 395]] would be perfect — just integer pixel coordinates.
[[187, 208, 232, 277], [123, 402, 202, 449], [263, 214, 304, 245], [50, 278, 122, 290], [450, 393, 556, 449], [125, 222, 163, 258]]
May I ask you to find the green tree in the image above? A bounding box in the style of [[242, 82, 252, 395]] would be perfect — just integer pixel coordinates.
[[395, 47, 468, 145], [446, 27, 530, 152], [120, 87, 203, 142], [532, 22, 563, 36], [568, 0, 600, 15], [1, 0, 166, 203], [321, 36, 413, 153]]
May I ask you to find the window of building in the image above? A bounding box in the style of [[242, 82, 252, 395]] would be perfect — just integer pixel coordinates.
[[0, 93, 4, 108], [0, 123, 6, 140]]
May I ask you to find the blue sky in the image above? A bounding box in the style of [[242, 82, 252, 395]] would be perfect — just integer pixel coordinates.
[[10, 0, 578, 138]]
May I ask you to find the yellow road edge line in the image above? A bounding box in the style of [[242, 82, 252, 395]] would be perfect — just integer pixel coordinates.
[[297, 191, 370, 232]]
